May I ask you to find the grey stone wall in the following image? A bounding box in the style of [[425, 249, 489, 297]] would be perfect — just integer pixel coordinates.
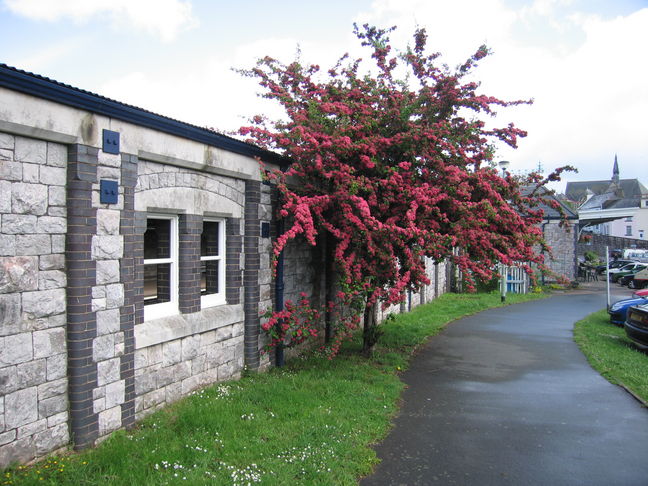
[[543, 221, 577, 281], [0, 134, 69, 467], [577, 233, 648, 260], [132, 161, 247, 420]]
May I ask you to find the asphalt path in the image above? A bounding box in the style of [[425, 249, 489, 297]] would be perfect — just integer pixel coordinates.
[[361, 285, 648, 486]]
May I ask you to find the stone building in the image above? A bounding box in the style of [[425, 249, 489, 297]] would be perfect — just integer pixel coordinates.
[[0, 64, 448, 466]]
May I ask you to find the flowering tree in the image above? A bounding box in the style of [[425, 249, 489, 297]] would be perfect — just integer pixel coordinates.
[[240, 24, 570, 356]]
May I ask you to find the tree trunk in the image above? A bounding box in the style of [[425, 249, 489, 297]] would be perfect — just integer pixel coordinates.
[[362, 299, 379, 357], [324, 231, 335, 343]]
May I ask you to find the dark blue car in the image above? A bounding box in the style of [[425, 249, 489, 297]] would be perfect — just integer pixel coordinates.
[[608, 293, 648, 325]]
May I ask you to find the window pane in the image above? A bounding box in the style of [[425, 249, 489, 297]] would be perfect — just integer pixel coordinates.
[[144, 263, 171, 305], [145, 219, 171, 259], [201, 221, 220, 257], [201, 260, 220, 295]]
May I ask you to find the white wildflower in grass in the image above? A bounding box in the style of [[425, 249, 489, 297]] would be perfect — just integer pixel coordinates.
[[240, 413, 255, 420], [218, 461, 263, 485]]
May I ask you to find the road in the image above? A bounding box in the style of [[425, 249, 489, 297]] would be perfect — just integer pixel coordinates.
[[361, 284, 648, 485]]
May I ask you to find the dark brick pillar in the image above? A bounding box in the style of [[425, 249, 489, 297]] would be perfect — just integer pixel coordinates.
[[178, 214, 202, 313], [120, 153, 138, 428], [244, 180, 261, 370], [226, 218, 242, 305], [66, 144, 99, 449], [133, 212, 146, 326]]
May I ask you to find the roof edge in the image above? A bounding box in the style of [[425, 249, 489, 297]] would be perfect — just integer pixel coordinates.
[[0, 63, 286, 166]]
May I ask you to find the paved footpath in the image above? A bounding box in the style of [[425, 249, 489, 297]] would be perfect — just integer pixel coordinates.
[[361, 289, 648, 486]]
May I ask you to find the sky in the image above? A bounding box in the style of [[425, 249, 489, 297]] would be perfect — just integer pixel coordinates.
[[1, 0, 647, 191]]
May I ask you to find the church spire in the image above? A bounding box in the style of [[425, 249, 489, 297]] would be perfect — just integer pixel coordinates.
[[612, 154, 620, 185]]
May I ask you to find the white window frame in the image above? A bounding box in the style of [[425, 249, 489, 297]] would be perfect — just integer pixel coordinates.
[[144, 214, 179, 321], [200, 217, 226, 308]]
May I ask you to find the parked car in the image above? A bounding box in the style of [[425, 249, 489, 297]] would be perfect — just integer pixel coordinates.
[[608, 292, 648, 325], [624, 302, 648, 349], [606, 262, 644, 281], [596, 259, 636, 275], [629, 267, 648, 290], [612, 264, 647, 284]]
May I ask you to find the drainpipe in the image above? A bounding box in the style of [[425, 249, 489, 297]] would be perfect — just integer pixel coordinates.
[[541, 221, 549, 286], [275, 218, 285, 367]]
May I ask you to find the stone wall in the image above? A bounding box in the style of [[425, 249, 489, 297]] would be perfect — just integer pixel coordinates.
[[132, 160, 248, 420], [577, 233, 648, 260], [0, 134, 69, 466], [378, 259, 449, 322], [542, 221, 577, 282]]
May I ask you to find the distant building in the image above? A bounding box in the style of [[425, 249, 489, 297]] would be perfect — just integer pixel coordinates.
[[565, 156, 648, 240]]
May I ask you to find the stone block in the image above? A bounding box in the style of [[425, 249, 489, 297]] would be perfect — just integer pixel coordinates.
[[92, 235, 123, 260], [97, 151, 121, 168], [162, 340, 182, 366], [33, 328, 66, 358], [96, 308, 120, 336], [2, 214, 37, 234], [5, 387, 38, 429], [34, 422, 68, 455], [37, 216, 66, 234], [11, 183, 48, 215], [46, 143, 66, 167], [134, 372, 156, 395], [39, 166, 66, 186], [39, 254, 64, 271], [164, 382, 182, 404], [172, 361, 191, 382], [98, 406, 121, 436], [0, 256, 38, 293], [0, 430, 16, 447], [46, 353, 66, 380], [0, 365, 17, 395], [97, 358, 120, 386], [17, 418, 46, 439], [92, 297, 107, 312], [181, 335, 200, 361], [0, 133, 14, 150], [181, 375, 200, 395], [14, 137, 46, 164], [96, 209, 120, 235], [105, 380, 125, 408], [48, 185, 66, 206], [105, 283, 124, 308], [38, 394, 67, 418], [148, 344, 164, 364], [0, 333, 32, 366], [0, 161, 22, 181], [0, 235, 16, 257], [0, 181, 10, 212], [22, 289, 65, 318], [141, 389, 165, 411], [92, 286, 106, 299], [16, 359, 47, 389], [96, 260, 120, 285], [22, 163, 39, 183], [0, 436, 35, 468], [93, 334, 115, 361], [47, 411, 67, 428], [16, 235, 51, 256], [134, 349, 148, 370], [37, 378, 67, 400], [51, 235, 65, 253], [93, 397, 105, 414], [38, 270, 66, 290]]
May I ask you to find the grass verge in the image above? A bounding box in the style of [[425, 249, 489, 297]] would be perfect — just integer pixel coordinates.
[[2, 291, 547, 486], [573, 309, 648, 404]]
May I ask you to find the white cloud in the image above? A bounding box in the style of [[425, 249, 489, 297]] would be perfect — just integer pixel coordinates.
[[4, 0, 197, 41], [353, 1, 648, 184]]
